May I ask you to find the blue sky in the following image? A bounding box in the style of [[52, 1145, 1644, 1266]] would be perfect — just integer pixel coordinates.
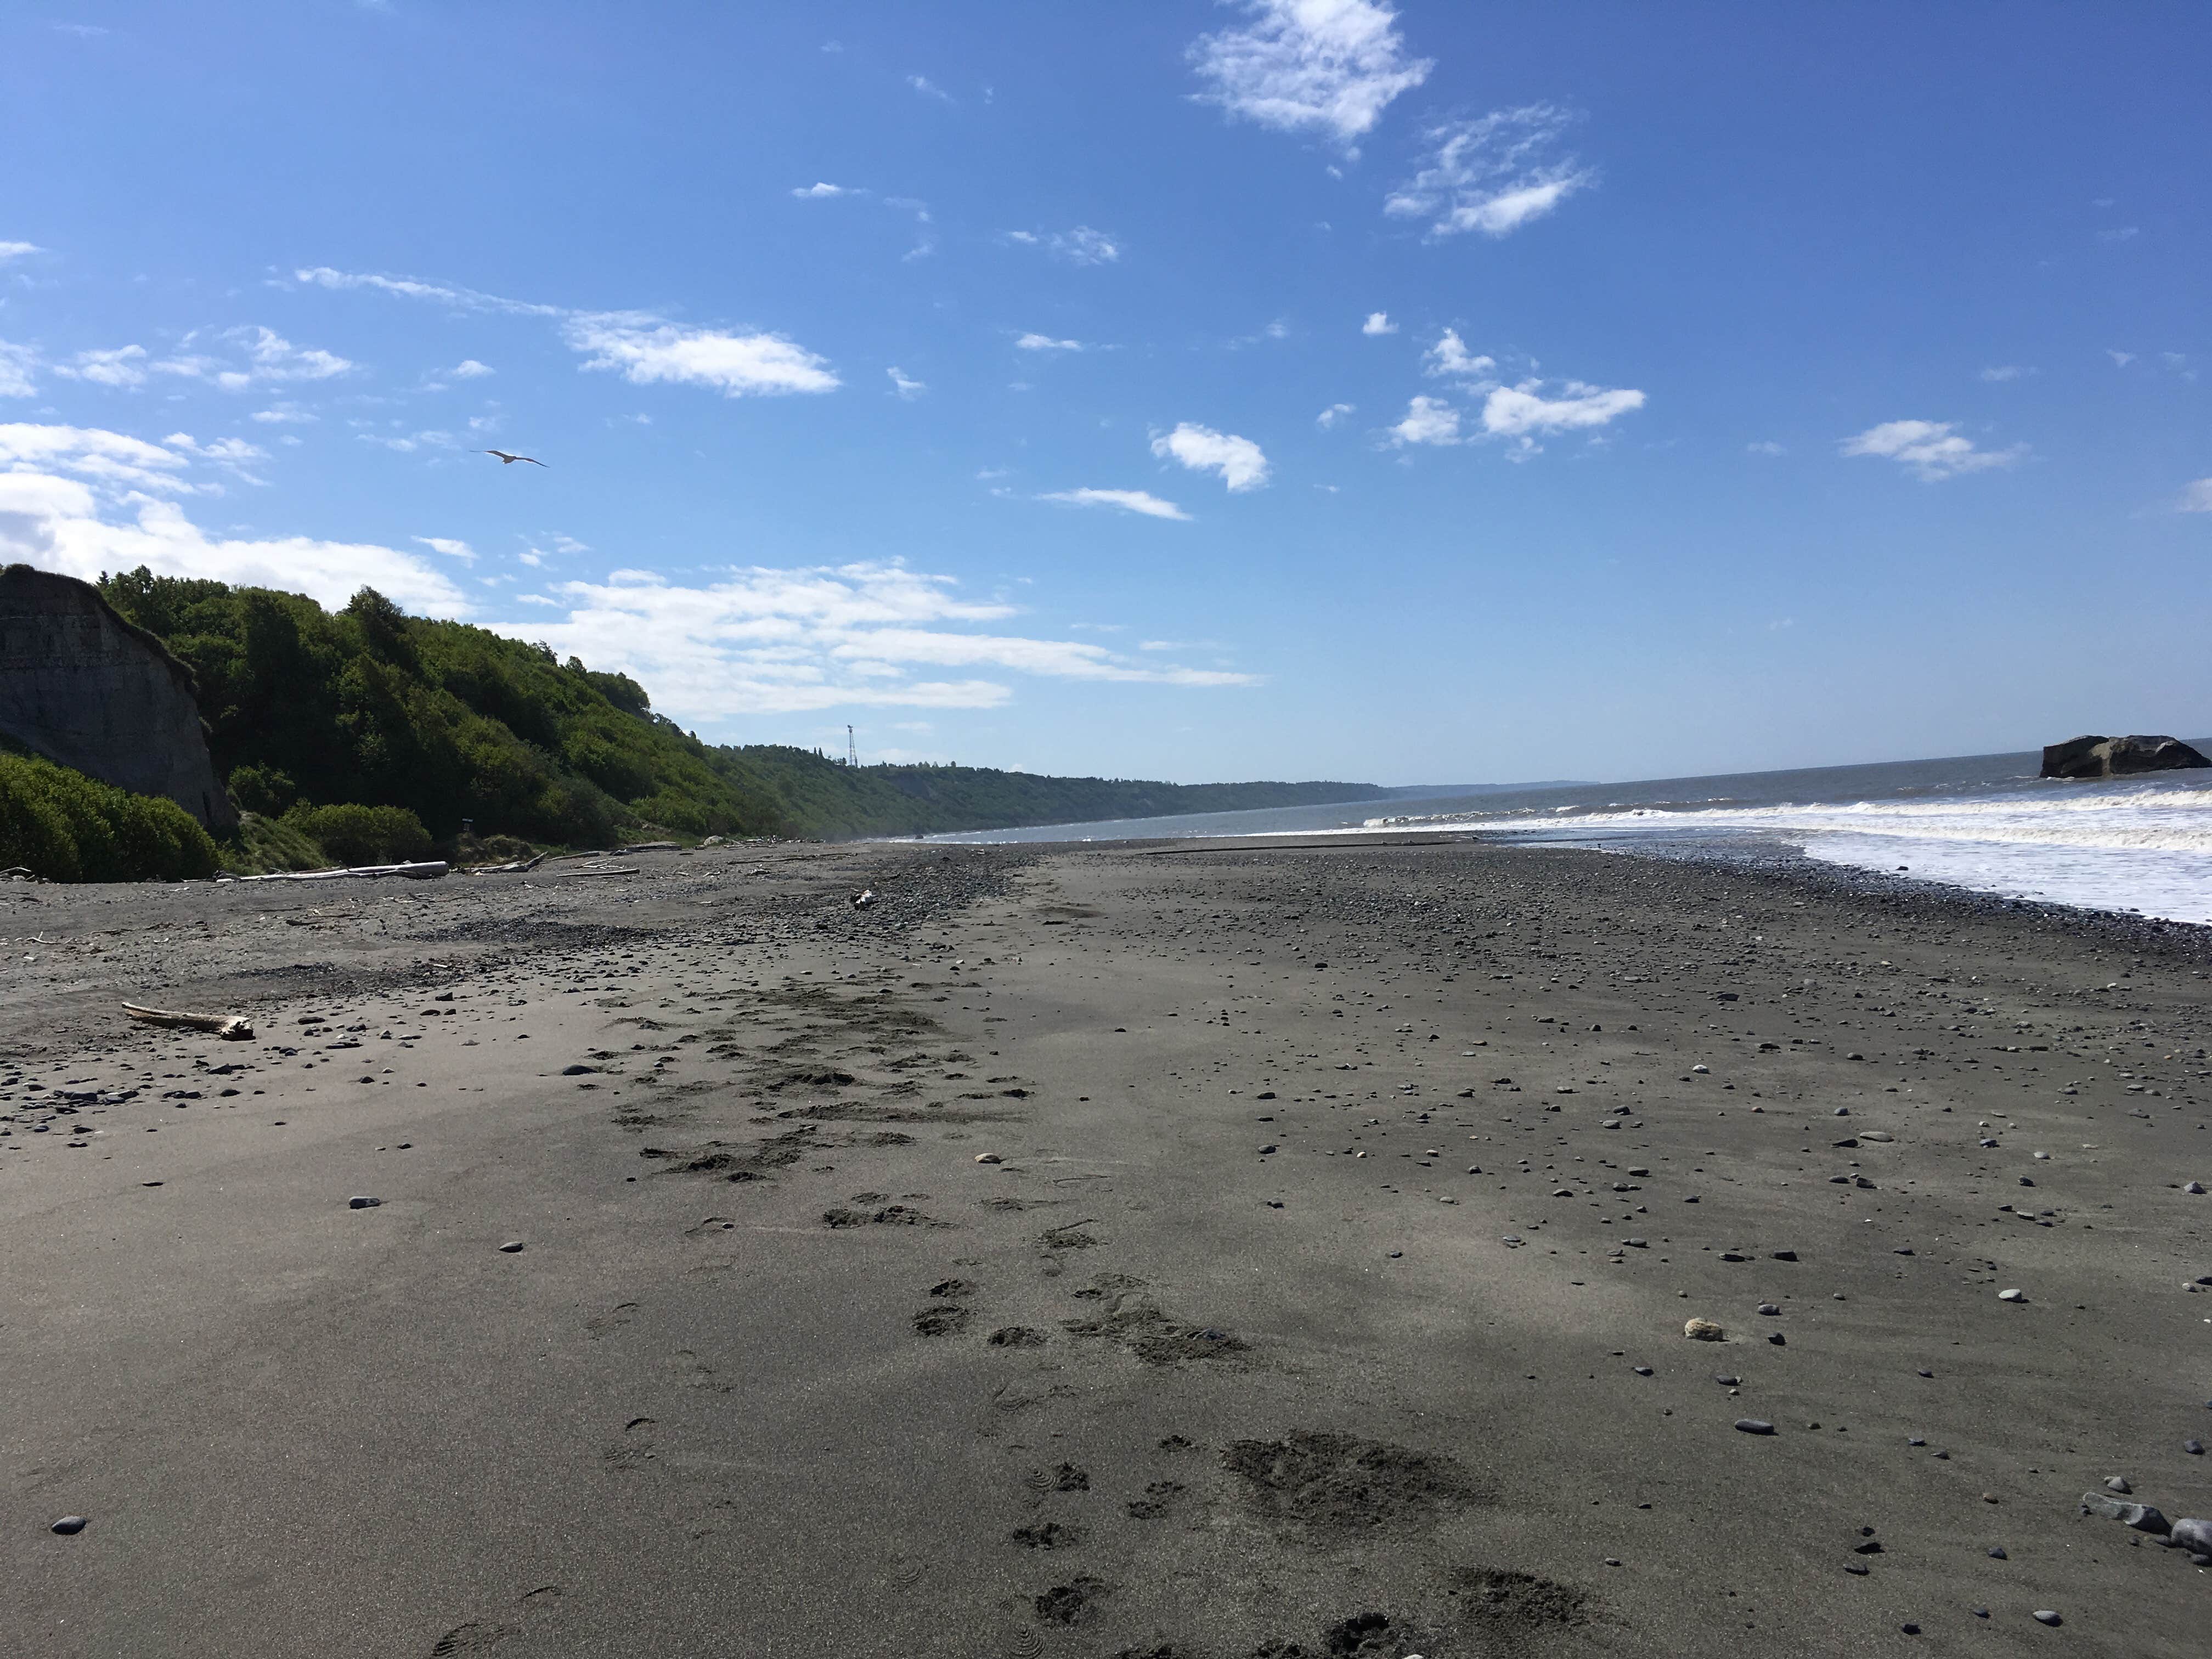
[[2, 2, 2205, 786]]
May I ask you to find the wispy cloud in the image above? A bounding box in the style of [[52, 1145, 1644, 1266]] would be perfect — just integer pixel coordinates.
[[1188, 0, 1431, 145], [2176, 478, 2212, 514], [413, 535, 476, 562], [0, 241, 43, 264], [0, 341, 38, 398], [886, 366, 927, 399], [791, 182, 851, 199], [297, 265, 836, 399], [1747, 440, 1786, 456], [1386, 396, 1461, 447], [249, 403, 318, 425], [1840, 419, 2024, 481], [491, 562, 1253, 720], [1002, 226, 1121, 265], [908, 74, 953, 103], [1152, 422, 1270, 492], [58, 327, 354, 393], [1386, 104, 1594, 238], [2108, 350, 2136, 367], [1037, 487, 1192, 521], [1480, 380, 1645, 447], [1361, 311, 1397, 336], [1316, 402, 1355, 428], [1979, 364, 2036, 382], [1015, 332, 1087, 353], [56, 345, 149, 389]]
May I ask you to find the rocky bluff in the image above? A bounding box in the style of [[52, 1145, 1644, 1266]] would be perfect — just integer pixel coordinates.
[[2040, 733, 2211, 780], [0, 564, 236, 830]]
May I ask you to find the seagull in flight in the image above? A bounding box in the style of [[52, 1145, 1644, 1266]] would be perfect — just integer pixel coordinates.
[[484, 449, 546, 467]]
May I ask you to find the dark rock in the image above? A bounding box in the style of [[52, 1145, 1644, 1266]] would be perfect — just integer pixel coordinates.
[[2168, 1517, 2212, 1555], [0, 566, 236, 829], [498, 1240, 526, 1252], [561, 1064, 597, 1076], [1735, 1418, 1776, 1435], [50, 1515, 86, 1534], [2032, 1610, 2062, 1627], [2041, 734, 2210, 780], [347, 1195, 381, 1209]]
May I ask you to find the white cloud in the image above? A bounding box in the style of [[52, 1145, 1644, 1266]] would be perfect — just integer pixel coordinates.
[[1151, 422, 1270, 492], [1003, 226, 1121, 265], [161, 431, 270, 484], [1188, 0, 1431, 144], [250, 403, 317, 425], [791, 182, 850, 198], [0, 241, 41, 263], [1316, 402, 1355, 428], [1747, 440, 1786, 456], [2098, 225, 2140, 243], [0, 432, 466, 615], [563, 313, 838, 396], [451, 358, 494, 379], [1424, 328, 1496, 381], [1479, 379, 1645, 444], [1037, 487, 1192, 521], [414, 535, 476, 562], [144, 326, 356, 392], [1979, 364, 2036, 382], [2176, 478, 2212, 514], [57, 345, 150, 388], [298, 266, 836, 402], [491, 562, 1251, 721], [0, 340, 37, 398], [909, 75, 953, 102], [887, 365, 926, 399], [0, 421, 195, 492], [2108, 350, 2136, 367], [1387, 396, 1461, 446], [1016, 332, 1086, 352], [1361, 311, 1397, 336], [1385, 105, 1594, 238], [1839, 419, 2024, 482]]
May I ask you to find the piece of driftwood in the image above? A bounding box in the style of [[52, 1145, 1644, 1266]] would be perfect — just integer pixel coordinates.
[[219, 861, 449, 884], [122, 1003, 255, 1041], [463, 853, 548, 875]]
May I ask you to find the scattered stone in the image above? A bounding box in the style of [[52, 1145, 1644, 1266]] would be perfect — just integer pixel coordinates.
[[1685, 1319, 1725, 1341], [2168, 1517, 2212, 1556], [1735, 1419, 1776, 1435], [2186, 1440, 2205, 1455], [1771, 1249, 1798, 1261], [2081, 1492, 2169, 1533], [973, 1153, 1002, 1164], [1997, 1288, 2025, 1302], [347, 1195, 381, 1209], [2105, 1476, 2131, 1493], [560, 1064, 596, 1076], [1756, 1303, 1780, 1316], [2032, 1610, 2061, 1627], [1988, 1547, 2007, 1559], [2185, 1181, 2205, 1195], [50, 1515, 86, 1535], [498, 1240, 526, 1253]]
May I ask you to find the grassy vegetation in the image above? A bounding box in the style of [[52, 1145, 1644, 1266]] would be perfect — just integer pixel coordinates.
[[0, 750, 218, 882], [84, 568, 1381, 850]]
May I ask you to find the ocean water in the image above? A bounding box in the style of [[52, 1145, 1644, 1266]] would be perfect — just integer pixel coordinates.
[[918, 747, 2212, 926]]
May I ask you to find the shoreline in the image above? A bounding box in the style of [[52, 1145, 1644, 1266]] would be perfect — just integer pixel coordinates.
[[8, 838, 2211, 1656]]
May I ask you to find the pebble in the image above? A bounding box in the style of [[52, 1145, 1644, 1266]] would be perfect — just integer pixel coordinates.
[[1734, 1418, 1776, 1435], [973, 1153, 1003, 1164], [1997, 1288, 2025, 1302], [1633, 1365, 1653, 1376], [50, 1515, 86, 1535], [2105, 1476, 2131, 1493], [2169, 1517, 2212, 1555], [2185, 1181, 2205, 1195], [2032, 1610, 2061, 1627], [348, 1195, 382, 1209], [498, 1240, 526, 1253], [560, 1064, 596, 1076], [1756, 1302, 1780, 1316], [2186, 1440, 2205, 1455], [1988, 1546, 2007, 1559], [1684, 1318, 1725, 1341]]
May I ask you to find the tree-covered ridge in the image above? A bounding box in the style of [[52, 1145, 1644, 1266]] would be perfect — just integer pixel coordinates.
[[93, 569, 1381, 844]]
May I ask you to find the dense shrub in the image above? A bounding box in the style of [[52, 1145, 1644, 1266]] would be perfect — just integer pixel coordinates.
[[285, 803, 433, 866], [0, 752, 219, 882]]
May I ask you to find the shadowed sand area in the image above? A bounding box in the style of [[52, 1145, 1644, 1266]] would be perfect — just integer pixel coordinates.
[[5, 837, 2210, 1656]]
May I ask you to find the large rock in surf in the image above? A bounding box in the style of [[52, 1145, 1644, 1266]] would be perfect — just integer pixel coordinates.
[[2040, 733, 2210, 781], [0, 565, 236, 830]]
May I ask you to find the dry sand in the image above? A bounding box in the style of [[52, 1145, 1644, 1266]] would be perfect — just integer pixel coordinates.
[[4, 836, 2210, 1657]]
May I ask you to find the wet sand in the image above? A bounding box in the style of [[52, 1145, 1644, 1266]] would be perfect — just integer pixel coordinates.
[[5, 837, 2211, 1657]]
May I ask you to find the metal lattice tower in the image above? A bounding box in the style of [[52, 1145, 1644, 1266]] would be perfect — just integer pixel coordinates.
[[846, 724, 858, 768]]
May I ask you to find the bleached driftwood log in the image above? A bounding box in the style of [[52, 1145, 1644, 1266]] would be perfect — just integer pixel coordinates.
[[122, 1003, 255, 1041]]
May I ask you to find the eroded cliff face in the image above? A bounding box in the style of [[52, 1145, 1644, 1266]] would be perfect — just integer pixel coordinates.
[[0, 565, 236, 830]]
